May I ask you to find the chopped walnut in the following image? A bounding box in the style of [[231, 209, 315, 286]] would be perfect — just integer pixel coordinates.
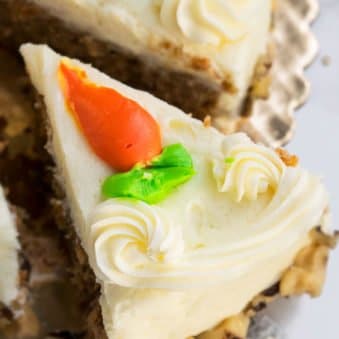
[[191, 57, 211, 71], [280, 228, 338, 297], [222, 74, 238, 95], [197, 313, 250, 339], [275, 148, 299, 167], [311, 227, 338, 249], [280, 245, 329, 297], [203, 115, 212, 127]]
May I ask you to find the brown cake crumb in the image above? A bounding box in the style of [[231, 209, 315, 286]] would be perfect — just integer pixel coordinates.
[[191, 57, 211, 71], [276, 148, 299, 167], [222, 74, 238, 95]]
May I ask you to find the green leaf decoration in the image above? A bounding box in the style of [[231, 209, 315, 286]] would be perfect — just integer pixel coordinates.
[[224, 157, 235, 165], [102, 144, 195, 204], [151, 143, 193, 168]]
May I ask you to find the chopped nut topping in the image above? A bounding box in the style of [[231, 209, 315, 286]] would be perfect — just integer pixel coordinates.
[[191, 57, 211, 71], [222, 74, 238, 95], [280, 228, 338, 297], [280, 244, 329, 297], [203, 115, 212, 127], [275, 148, 299, 167], [197, 313, 249, 339]]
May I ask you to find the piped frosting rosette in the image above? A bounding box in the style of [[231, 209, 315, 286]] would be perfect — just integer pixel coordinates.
[[213, 139, 286, 202], [160, 0, 250, 45], [87, 199, 184, 287]]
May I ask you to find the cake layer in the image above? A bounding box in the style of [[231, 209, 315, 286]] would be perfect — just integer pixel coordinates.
[[0, 0, 271, 119], [20, 44, 331, 339]]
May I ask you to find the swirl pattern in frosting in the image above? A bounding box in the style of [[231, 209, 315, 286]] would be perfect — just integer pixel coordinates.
[[213, 143, 286, 201], [160, 0, 249, 45], [88, 198, 184, 287]]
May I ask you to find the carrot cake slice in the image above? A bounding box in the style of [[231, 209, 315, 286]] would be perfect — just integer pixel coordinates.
[[0, 0, 272, 120], [20, 43, 337, 339]]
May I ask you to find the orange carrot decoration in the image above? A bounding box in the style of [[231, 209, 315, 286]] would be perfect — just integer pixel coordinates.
[[58, 62, 162, 171]]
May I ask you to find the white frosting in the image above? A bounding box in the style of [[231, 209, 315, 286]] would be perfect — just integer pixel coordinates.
[[21, 44, 330, 339], [0, 186, 20, 306], [88, 198, 184, 286], [31, 0, 272, 115], [213, 139, 285, 202], [87, 156, 326, 290], [160, 0, 249, 45]]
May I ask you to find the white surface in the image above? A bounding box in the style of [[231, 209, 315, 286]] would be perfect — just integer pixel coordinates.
[[266, 1, 339, 338]]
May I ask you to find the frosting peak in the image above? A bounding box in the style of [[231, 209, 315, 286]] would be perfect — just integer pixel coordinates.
[[160, 0, 249, 45], [213, 143, 286, 201]]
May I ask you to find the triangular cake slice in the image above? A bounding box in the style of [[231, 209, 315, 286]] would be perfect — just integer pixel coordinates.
[[0, 184, 21, 326], [20, 44, 336, 339]]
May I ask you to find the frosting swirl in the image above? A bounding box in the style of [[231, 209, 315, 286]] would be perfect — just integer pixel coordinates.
[[160, 0, 249, 45], [213, 143, 285, 201], [88, 198, 184, 287]]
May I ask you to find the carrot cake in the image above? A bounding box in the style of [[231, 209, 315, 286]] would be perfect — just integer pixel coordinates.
[[20, 43, 337, 339], [0, 0, 272, 120]]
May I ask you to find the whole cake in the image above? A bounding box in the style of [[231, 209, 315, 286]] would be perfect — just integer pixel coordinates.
[[20, 44, 337, 339], [0, 0, 272, 120]]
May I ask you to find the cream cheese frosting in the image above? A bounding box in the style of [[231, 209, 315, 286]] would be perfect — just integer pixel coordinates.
[[21, 44, 330, 339], [88, 138, 327, 290], [30, 0, 272, 115], [0, 185, 20, 306], [160, 0, 250, 45]]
